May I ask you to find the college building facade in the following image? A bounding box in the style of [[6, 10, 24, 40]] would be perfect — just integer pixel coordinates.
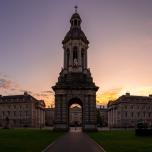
[[108, 93, 152, 128], [0, 92, 45, 128]]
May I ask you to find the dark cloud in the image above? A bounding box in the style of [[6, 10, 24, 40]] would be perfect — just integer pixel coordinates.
[[0, 78, 18, 90], [0, 73, 9, 78], [0, 74, 20, 94], [0, 74, 53, 107]]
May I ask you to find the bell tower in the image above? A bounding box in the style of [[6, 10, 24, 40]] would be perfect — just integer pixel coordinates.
[[52, 7, 99, 131], [62, 6, 88, 73]]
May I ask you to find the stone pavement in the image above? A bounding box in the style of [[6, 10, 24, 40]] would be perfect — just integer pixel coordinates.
[[44, 127, 104, 152]]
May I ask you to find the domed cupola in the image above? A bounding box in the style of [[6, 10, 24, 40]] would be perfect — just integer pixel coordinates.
[[62, 6, 89, 44], [70, 7, 82, 28], [61, 6, 90, 73]]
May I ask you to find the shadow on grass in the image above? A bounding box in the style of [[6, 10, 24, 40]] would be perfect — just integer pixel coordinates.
[[88, 130, 152, 152], [0, 128, 64, 152]]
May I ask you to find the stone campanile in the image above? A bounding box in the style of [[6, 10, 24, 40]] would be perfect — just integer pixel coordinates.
[[52, 7, 99, 131], [62, 6, 88, 73]]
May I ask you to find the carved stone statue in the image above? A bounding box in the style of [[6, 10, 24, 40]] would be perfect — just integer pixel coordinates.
[[73, 58, 78, 67]]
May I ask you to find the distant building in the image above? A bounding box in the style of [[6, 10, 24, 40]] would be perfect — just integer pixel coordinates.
[[98, 106, 108, 127], [0, 92, 45, 128], [69, 106, 82, 126], [108, 93, 152, 128], [45, 108, 54, 126]]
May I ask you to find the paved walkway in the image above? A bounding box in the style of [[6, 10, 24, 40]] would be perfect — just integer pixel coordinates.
[[44, 128, 104, 152]]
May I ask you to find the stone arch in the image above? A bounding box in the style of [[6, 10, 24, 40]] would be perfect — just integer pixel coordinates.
[[68, 97, 83, 107], [68, 97, 83, 128], [73, 46, 78, 60]]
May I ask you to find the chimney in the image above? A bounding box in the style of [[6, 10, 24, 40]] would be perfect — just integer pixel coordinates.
[[126, 92, 130, 96], [24, 91, 28, 96]]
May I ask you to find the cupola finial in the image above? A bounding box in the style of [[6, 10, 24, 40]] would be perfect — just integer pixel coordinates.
[[74, 5, 78, 13]]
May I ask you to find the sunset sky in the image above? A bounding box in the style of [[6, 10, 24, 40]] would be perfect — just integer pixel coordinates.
[[0, 0, 152, 107]]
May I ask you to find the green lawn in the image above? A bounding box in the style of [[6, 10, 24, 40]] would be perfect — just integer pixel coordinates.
[[0, 128, 63, 152], [88, 130, 152, 152]]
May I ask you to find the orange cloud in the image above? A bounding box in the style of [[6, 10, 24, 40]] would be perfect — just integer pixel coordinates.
[[96, 87, 152, 106], [33, 91, 54, 108], [96, 88, 122, 106]]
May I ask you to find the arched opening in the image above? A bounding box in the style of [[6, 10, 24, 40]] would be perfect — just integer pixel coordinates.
[[81, 49, 85, 69], [74, 19, 77, 26], [73, 47, 78, 60], [68, 98, 83, 131], [73, 47, 78, 66]]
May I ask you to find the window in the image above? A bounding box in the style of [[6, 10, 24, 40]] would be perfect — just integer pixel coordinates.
[[125, 112, 127, 118], [149, 112, 151, 118], [78, 21, 80, 25], [14, 111, 16, 116], [73, 47, 78, 60], [81, 49, 85, 68], [131, 112, 134, 118], [25, 111, 28, 118], [74, 20, 77, 26], [143, 112, 146, 117], [137, 112, 140, 117], [6, 111, 10, 116], [2, 111, 4, 117]]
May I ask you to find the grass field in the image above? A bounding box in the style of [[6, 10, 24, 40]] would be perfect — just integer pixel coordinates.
[[88, 130, 152, 152], [0, 129, 63, 152]]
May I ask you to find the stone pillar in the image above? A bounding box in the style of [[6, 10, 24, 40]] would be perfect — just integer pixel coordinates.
[[85, 50, 87, 69], [54, 94, 68, 131], [111, 108, 113, 127], [108, 109, 110, 127], [69, 49, 73, 66], [83, 95, 88, 125], [64, 49, 67, 69], [115, 108, 117, 127], [90, 95, 96, 124], [112, 108, 114, 127], [83, 94, 97, 131], [78, 48, 81, 66]]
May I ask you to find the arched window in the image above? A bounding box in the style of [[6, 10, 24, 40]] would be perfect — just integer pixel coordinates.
[[81, 49, 85, 69], [73, 47, 78, 60], [74, 20, 77, 26], [73, 47, 78, 66]]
